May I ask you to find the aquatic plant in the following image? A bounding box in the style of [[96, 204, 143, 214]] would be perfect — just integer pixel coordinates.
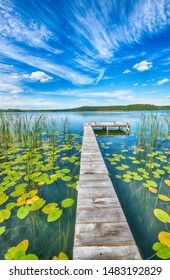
[[0, 113, 81, 259], [98, 113, 170, 260]]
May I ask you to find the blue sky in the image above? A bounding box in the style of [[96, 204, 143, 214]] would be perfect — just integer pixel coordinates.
[[0, 0, 170, 109]]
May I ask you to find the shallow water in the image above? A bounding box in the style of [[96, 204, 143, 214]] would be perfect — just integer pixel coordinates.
[[1, 110, 170, 259]]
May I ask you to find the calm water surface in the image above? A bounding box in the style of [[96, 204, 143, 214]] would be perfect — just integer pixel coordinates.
[[1, 110, 170, 259]]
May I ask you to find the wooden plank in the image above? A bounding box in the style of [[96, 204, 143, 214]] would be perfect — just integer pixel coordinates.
[[73, 246, 141, 260], [78, 187, 116, 198], [76, 207, 126, 223], [79, 180, 113, 188], [77, 197, 120, 208], [74, 222, 135, 246], [80, 174, 109, 181]]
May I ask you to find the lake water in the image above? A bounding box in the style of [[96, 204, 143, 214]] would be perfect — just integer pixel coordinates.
[[1, 110, 170, 260]]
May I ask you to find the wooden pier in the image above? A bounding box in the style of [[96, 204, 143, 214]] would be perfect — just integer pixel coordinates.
[[73, 124, 141, 260], [91, 121, 130, 134]]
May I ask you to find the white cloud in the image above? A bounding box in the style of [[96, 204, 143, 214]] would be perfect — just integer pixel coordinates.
[[133, 61, 152, 72], [123, 69, 131, 74], [95, 69, 105, 85], [0, 0, 61, 54], [24, 71, 53, 83], [157, 78, 169, 85], [134, 83, 138, 86], [0, 41, 95, 85]]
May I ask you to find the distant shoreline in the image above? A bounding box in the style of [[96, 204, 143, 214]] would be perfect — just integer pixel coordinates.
[[0, 104, 170, 112]]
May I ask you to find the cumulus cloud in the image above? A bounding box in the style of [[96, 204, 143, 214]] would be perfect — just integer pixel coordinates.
[[133, 61, 152, 72], [24, 71, 53, 82], [134, 83, 138, 86], [157, 78, 169, 85], [123, 69, 131, 74]]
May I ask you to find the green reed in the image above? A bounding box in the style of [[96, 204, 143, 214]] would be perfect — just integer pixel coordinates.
[[136, 113, 170, 153]]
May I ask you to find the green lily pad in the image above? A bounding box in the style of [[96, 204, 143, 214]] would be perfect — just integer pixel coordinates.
[[124, 179, 131, 183], [116, 166, 125, 171], [10, 189, 25, 197], [146, 180, 157, 188], [15, 183, 27, 191], [42, 203, 58, 214], [133, 175, 143, 181], [61, 176, 72, 182], [121, 164, 129, 169], [137, 168, 145, 173], [0, 193, 9, 205], [154, 209, 170, 223], [62, 168, 70, 174], [132, 160, 140, 164], [25, 254, 39, 260], [61, 198, 74, 208], [30, 198, 46, 211], [115, 175, 121, 179], [153, 242, 170, 259], [6, 202, 16, 210], [17, 205, 30, 219], [47, 208, 62, 222], [0, 226, 6, 235]]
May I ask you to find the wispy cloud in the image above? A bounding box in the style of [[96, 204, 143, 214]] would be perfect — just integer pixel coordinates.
[[133, 61, 152, 72], [157, 78, 169, 85], [123, 69, 131, 74], [0, 40, 95, 85], [0, 0, 61, 54]]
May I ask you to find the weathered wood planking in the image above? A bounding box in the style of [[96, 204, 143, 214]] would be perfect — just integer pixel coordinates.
[[73, 124, 141, 260]]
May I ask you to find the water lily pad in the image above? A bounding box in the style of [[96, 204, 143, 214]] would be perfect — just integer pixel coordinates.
[[0, 193, 9, 205], [5, 240, 29, 260], [164, 180, 170, 187], [30, 198, 46, 211], [0, 226, 6, 235], [38, 180, 46, 186], [61, 176, 72, 182], [6, 202, 16, 210], [124, 179, 131, 183], [115, 175, 121, 179], [158, 231, 170, 247], [58, 252, 69, 260], [158, 194, 170, 202], [149, 187, 158, 194], [133, 175, 143, 181], [121, 164, 129, 169], [132, 160, 140, 164], [17, 205, 30, 219], [25, 254, 39, 260], [42, 203, 58, 214], [10, 189, 25, 197], [61, 198, 74, 208], [26, 195, 40, 205], [137, 168, 145, 173], [47, 208, 62, 222], [146, 180, 157, 188], [62, 168, 70, 174], [155, 169, 165, 175], [116, 166, 125, 171], [50, 174, 58, 180], [15, 183, 27, 191], [154, 209, 170, 223]]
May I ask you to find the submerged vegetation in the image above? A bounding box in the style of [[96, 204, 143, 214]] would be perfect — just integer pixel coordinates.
[[0, 113, 81, 260], [1, 111, 170, 260], [99, 113, 170, 259]]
